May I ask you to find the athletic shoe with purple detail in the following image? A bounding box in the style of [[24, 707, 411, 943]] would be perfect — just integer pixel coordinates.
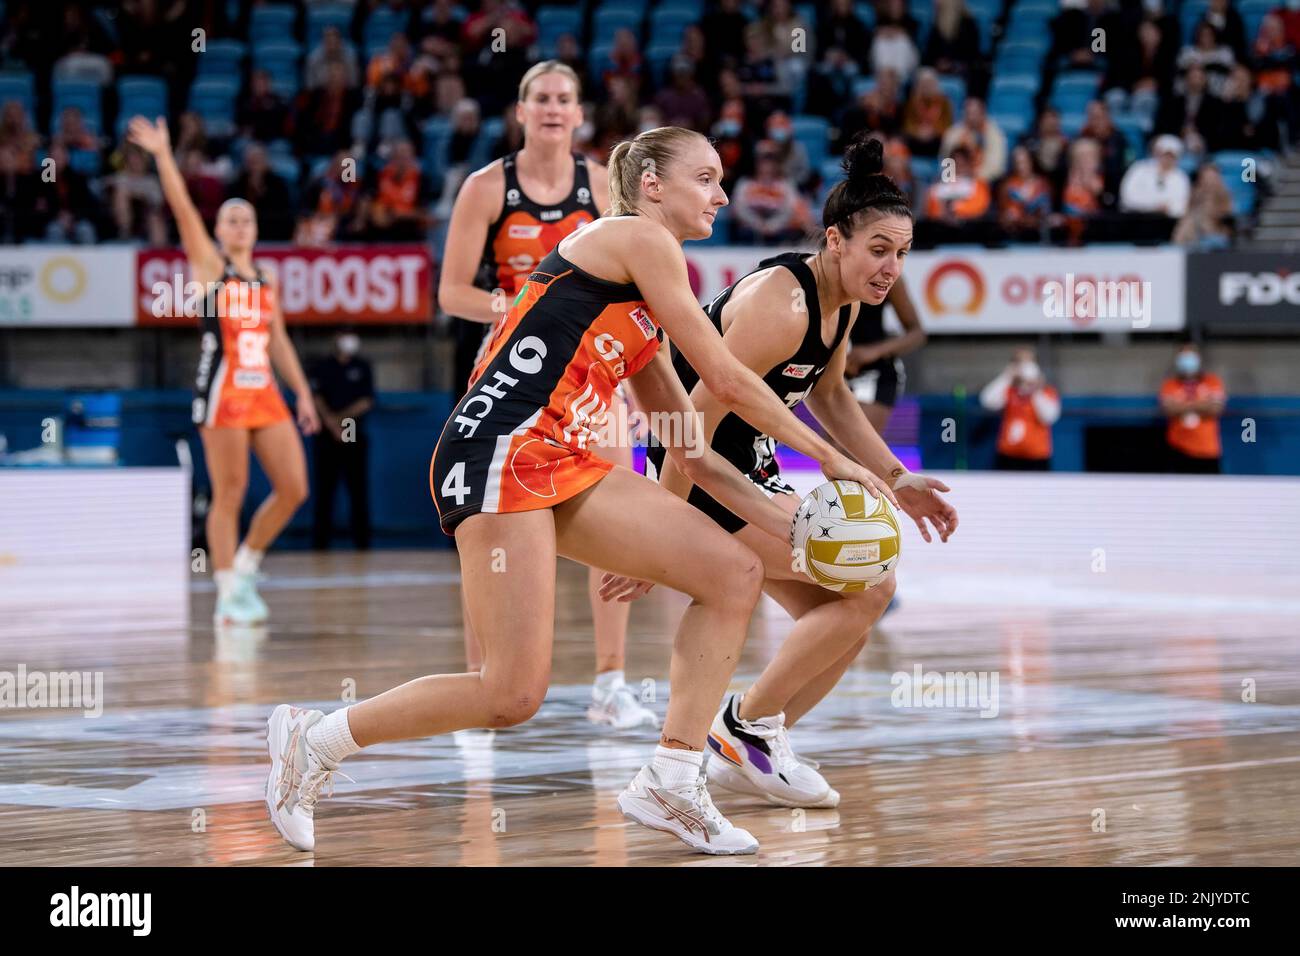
[[705, 694, 836, 808]]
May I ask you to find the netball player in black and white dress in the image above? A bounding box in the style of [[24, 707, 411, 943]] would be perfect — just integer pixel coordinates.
[[611, 135, 958, 808]]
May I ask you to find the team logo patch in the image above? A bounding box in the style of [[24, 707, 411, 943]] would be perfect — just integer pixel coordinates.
[[505, 188, 521, 207], [628, 306, 656, 340], [507, 224, 543, 239], [577, 186, 591, 205], [783, 363, 815, 379]]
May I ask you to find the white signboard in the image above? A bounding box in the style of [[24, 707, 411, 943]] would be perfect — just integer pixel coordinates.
[[0, 248, 136, 326], [682, 246, 1186, 333]]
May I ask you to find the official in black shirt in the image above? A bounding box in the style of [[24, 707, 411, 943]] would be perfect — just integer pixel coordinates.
[[310, 331, 375, 550]]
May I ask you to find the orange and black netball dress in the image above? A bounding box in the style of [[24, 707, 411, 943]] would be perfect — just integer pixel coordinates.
[[431, 246, 661, 534], [468, 151, 598, 369], [192, 259, 291, 430]]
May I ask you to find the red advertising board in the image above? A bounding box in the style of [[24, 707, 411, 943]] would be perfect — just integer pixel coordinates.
[[137, 245, 434, 325]]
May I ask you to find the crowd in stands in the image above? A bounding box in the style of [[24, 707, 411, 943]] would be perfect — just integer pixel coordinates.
[[0, 0, 1296, 249]]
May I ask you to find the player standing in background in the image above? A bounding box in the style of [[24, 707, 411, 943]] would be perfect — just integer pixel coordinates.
[[128, 116, 319, 626], [844, 276, 926, 434], [437, 62, 654, 729]]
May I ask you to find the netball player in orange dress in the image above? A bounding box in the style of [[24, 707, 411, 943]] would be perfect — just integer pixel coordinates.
[[128, 117, 319, 626], [438, 62, 654, 729], [267, 127, 895, 856]]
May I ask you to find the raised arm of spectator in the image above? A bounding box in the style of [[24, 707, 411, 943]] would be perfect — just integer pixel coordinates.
[[980, 366, 1014, 411], [1031, 386, 1061, 425]]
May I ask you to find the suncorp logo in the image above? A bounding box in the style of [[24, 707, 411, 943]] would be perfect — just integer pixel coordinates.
[[1220, 271, 1300, 306], [924, 261, 984, 315], [40, 256, 87, 304]]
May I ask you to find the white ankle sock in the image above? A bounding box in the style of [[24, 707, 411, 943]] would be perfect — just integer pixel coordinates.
[[652, 745, 703, 789], [594, 669, 625, 697], [214, 570, 237, 601], [233, 545, 264, 577], [306, 708, 360, 767]]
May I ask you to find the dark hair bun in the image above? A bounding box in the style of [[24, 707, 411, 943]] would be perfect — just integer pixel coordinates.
[[842, 134, 885, 184]]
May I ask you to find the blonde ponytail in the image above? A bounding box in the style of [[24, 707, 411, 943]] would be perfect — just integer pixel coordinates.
[[606, 127, 705, 217]]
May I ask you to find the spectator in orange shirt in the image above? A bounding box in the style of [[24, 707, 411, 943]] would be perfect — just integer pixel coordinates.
[[980, 347, 1061, 470], [925, 144, 990, 222], [367, 139, 430, 241], [1159, 343, 1226, 473], [731, 142, 812, 244]]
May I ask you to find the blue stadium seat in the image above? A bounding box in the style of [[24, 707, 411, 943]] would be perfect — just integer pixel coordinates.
[[188, 78, 239, 135], [990, 111, 1029, 143], [0, 71, 35, 120], [364, 7, 410, 52], [116, 75, 168, 134], [1180, 1, 1211, 40], [587, 43, 616, 78], [592, 9, 642, 46], [421, 116, 453, 179], [987, 91, 1033, 117], [1004, 16, 1052, 42], [851, 76, 876, 98], [468, 116, 505, 168], [1112, 114, 1150, 157], [198, 39, 247, 80], [250, 4, 297, 44], [645, 42, 680, 85], [1050, 71, 1101, 113], [1227, 179, 1256, 216], [649, 9, 698, 47], [51, 79, 103, 135], [820, 157, 846, 187], [252, 42, 302, 98], [790, 115, 830, 164], [855, 2, 876, 28], [910, 155, 941, 185], [268, 154, 301, 205], [937, 75, 967, 112], [306, 3, 354, 48], [603, 0, 648, 16], [537, 6, 583, 56], [659, 0, 704, 18], [989, 73, 1040, 98], [1012, 0, 1056, 18], [1059, 110, 1086, 137]]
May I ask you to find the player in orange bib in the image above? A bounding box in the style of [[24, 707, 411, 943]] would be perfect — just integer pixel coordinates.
[[266, 127, 896, 856], [129, 117, 319, 626], [437, 62, 654, 729]]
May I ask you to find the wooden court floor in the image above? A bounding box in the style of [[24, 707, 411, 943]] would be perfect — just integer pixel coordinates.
[[2, 549, 1298, 866]]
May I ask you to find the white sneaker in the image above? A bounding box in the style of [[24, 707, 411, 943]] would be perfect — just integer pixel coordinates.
[[214, 573, 268, 626], [706, 695, 835, 808], [265, 704, 351, 851], [588, 681, 659, 730], [617, 764, 758, 855]]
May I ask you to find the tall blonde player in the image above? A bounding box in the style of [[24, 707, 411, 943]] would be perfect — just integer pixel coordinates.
[[266, 127, 896, 856], [438, 62, 653, 728], [128, 117, 319, 626], [618, 135, 957, 807]]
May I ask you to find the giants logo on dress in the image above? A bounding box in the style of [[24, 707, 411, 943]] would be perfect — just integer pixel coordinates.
[[783, 363, 815, 378], [628, 306, 655, 340], [507, 224, 543, 239]]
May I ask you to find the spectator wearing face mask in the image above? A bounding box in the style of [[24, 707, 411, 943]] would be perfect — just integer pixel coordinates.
[[1159, 343, 1226, 474], [980, 348, 1061, 470], [310, 331, 376, 550]]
